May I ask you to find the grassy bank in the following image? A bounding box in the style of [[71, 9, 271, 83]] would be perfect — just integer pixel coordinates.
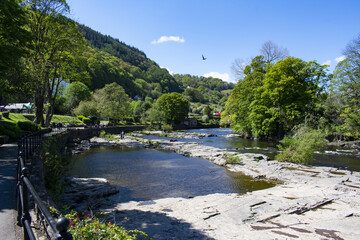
[[0, 112, 40, 139]]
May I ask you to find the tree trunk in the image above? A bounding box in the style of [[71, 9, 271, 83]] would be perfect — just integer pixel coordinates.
[[34, 93, 44, 127]]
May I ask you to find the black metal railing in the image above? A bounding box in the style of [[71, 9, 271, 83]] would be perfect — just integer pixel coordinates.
[[17, 130, 72, 240]]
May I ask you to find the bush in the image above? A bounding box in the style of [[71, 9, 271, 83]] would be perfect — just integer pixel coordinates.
[[17, 120, 40, 132], [275, 126, 328, 164], [40, 136, 70, 201], [64, 211, 148, 240], [202, 115, 209, 123], [2, 111, 10, 118], [161, 124, 173, 132], [0, 120, 22, 139], [223, 152, 243, 164], [82, 117, 91, 125]]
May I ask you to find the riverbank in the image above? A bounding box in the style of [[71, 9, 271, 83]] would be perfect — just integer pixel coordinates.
[[68, 131, 360, 239]]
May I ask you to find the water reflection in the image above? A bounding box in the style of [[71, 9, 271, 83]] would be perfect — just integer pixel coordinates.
[[67, 147, 275, 202]]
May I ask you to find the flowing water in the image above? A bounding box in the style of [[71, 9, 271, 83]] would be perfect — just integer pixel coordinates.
[[67, 128, 360, 203], [67, 146, 275, 202]]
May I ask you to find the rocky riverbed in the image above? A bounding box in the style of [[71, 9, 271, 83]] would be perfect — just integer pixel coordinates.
[[64, 131, 360, 239]]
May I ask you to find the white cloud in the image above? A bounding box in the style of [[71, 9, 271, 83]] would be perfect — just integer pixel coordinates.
[[322, 60, 331, 66], [204, 72, 232, 83], [151, 36, 185, 44], [335, 55, 346, 63], [161, 66, 174, 75]]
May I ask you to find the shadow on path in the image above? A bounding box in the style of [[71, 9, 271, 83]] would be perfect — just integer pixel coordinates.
[[0, 143, 19, 240]]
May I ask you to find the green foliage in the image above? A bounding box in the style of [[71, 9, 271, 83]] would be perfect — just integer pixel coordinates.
[[202, 115, 209, 123], [74, 100, 99, 117], [51, 114, 83, 125], [93, 83, 130, 122], [17, 120, 40, 132], [329, 34, 360, 139], [223, 153, 243, 164], [155, 92, 189, 124], [0, 0, 30, 74], [2, 111, 10, 118], [202, 105, 211, 116], [64, 211, 148, 240], [64, 81, 92, 111], [161, 124, 173, 132], [0, 113, 40, 139], [82, 117, 91, 125], [0, 119, 22, 139], [224, 56, 328, 139], [40, 136, 70, 200], [276, 126, 328, 164]]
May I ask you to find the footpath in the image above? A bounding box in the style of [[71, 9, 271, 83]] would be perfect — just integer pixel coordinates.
[[0, 143, 21, 240]]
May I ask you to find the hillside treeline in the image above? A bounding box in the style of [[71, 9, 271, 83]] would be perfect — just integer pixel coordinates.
[[0, 0, 233, 127]]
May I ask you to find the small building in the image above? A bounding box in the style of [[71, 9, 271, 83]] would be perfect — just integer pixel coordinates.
[[3, 103, 33, 113], [184, 117, 198, 128]]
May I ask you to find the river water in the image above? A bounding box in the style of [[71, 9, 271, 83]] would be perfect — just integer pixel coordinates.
[[67, 128, 360, 202]]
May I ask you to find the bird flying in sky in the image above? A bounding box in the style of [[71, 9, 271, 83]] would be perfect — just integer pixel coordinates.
[[202, 54, 207, 60]]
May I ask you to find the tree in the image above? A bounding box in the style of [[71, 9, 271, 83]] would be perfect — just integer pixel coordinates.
[[332, 33, 360, 137], [203, 105, 211, 116], [184, 87, 204, 102], [223, 56, 267, 137], [64, 81, 92, 111], [0, 0, 31, 103], [231, 41, 288, 80], [93, 83, 130, 122], [23, 0, 86, 126], [73, 100, 98, 117], [224, 56, 327, 139], [260, 41, 289, 64], [251, 57, 327, 138], [155, 92, 189, 124], [0, 0, 30, 73]]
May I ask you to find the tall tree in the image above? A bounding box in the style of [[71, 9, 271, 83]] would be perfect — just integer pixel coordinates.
[[332, 33, 360, 137], [24, 0, 86, 126], [93, 83, 130, 122], [223, 56, 267, 137], [0, 0, 31, 102], [260, 40, 289, 64], [224, 56, 327, 139], [64, 81, 91, 111], [155, 92, 189, 124]]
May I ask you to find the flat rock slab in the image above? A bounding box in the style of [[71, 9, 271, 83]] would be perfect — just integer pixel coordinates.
[[90, 135, 360, 239], [60, 177, 119, 212]]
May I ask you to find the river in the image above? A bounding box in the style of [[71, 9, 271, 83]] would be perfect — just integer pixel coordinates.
[[67, 128, 360, 203]]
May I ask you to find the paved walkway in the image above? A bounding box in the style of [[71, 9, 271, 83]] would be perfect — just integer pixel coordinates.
[[0, 143, 20, 240]]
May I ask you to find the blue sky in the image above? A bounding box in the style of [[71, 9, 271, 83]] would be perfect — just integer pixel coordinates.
[[67, 0, 360, 83]]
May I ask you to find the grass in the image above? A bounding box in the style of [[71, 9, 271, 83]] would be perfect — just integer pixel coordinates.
[[0, 112, 39, 139], [223, 152, 243, 164]]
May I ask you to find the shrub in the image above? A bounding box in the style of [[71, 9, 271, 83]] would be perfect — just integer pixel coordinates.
[[40, 136, 70, 201], [82, 117, 91, 125], [64, 211, 148, 240], [202, 115, 209, 123], [0, 120, 22, 139], [276, 126, 328, 164], [2, 111, 10, 118], [224, 152, 243, 164], [161, 124, 173, 132], [17, 120, 40, 132]]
